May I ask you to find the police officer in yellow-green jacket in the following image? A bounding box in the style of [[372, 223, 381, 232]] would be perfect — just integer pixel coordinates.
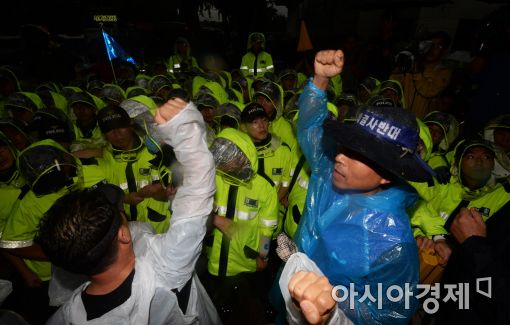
[[240, 32, 274, 78], [422, 110, 460, 182], [283, 148, 310, 239], [167, 37, 201, 75], [0, 139, 81, 323], [95, 103, 173, 234], [0, 139, 80, 279], [240, 102, 292, 240], [411, 137, 510, 265], [68, 91, 107, 153], [254, 81, 298, 153], [4, 91, 45, 126], [208, 127, 278, 275], [0, 131, 40, 316], [483, 114, 510, 180], [205, 127, 278, 323]]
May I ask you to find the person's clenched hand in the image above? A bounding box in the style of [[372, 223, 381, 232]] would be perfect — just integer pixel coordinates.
[[288, 271, 336, 325]]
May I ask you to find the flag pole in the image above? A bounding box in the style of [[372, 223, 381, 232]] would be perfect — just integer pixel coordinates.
[[100, 22, 118, 85]]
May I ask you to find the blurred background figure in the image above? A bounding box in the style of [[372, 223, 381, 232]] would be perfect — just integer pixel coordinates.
[[240, 33, 274, 78]]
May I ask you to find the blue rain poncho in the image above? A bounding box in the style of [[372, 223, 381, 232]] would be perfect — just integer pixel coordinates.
[[292, 80, 420, 324]]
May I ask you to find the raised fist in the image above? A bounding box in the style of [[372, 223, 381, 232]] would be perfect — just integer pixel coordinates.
[[314, 50, 345, 79]]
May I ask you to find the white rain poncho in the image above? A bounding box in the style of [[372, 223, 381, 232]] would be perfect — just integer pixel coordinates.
[[47, 102, 221, 324]]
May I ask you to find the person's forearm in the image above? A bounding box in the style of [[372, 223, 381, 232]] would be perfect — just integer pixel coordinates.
[[213, 215, 232, 238], [297, 80, 329, 169], [158, 102, 215, 221], [278, 186, 289, 203], [2, 243, 48, 261], [147, 185, 171, 202], [313, 75, 329, 90], [1, 249, 34, 272], [0, 250, 42, 285], [153, 101, 216, 289]]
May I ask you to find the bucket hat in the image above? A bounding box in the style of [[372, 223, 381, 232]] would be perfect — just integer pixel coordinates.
[[324, 105, 435, 182]]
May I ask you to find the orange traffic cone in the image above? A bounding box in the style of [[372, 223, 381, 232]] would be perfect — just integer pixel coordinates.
[[297, 20, 313, 52]]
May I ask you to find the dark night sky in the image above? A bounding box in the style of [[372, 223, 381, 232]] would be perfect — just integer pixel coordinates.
[[1, 0, 287, 70], [2, 0, 194, 35], [1, 0, 507, 82]]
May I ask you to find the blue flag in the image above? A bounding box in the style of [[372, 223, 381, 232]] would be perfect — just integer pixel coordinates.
[[102, 31, 137, 66]]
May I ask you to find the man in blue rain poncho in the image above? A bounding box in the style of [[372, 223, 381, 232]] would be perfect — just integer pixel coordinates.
[[279, 50, 435, 324]]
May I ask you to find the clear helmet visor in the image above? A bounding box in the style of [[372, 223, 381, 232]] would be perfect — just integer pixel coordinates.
[[210, 138, 253, 184]]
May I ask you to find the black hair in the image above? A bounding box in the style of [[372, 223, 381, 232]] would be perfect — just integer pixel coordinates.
[[167, 88, 190, 102], [36, 189, 122, 276], [221, 115, 239, 129]]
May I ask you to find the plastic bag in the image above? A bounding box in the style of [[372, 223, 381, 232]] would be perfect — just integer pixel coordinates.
[[279, 253, 352, 325]]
